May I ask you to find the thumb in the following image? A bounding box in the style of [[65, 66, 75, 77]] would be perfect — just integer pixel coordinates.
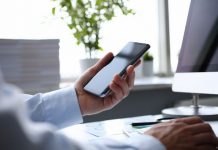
[[92, 52, 114, 73], [77, 52, 114, 87]]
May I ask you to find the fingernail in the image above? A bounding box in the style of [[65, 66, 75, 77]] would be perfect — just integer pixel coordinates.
[[115, 74, 120, 80]]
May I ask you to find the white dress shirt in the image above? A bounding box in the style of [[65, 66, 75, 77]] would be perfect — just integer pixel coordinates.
[[0, 83, 166, 150]]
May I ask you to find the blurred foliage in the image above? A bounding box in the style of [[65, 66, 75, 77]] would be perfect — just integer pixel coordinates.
[[51, 0, 134, 58], [143, 52, 153, 61]]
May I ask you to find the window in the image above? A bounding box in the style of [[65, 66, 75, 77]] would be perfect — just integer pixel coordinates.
[[0, 0, 159, 80], [168, 0, 191, 72]]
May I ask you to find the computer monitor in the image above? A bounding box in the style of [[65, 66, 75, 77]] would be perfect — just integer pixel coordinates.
[[173, 0, 218, 94], [162, 0, 218, 120]]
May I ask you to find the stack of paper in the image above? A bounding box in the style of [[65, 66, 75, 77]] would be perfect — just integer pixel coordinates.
[[0, 39, 60, 94]]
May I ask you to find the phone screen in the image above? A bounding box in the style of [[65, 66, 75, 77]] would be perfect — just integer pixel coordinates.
[[84, 42, 150, 97]]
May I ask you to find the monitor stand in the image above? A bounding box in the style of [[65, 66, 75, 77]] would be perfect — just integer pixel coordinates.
[[162, 94, 218, 121]]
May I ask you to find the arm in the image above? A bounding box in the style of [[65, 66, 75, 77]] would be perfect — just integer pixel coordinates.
[[27, 86, 83, 128], [0, 83, 165, 150]]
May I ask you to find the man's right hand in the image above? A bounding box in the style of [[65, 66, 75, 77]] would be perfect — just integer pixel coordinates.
[[144, 117, 218, 150]]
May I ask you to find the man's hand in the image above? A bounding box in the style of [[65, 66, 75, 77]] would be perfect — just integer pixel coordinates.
[[75, 52, 140, 116], [144, 117, 218, 150]]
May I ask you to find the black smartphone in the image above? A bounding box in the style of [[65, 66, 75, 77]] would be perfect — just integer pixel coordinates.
[[84, 42, 150, 97]]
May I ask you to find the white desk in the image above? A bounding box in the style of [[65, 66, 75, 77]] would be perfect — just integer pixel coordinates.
[[59, 115, 218, 142]]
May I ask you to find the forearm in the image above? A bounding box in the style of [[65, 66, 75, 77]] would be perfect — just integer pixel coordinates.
[[26, 86, 83, 128]]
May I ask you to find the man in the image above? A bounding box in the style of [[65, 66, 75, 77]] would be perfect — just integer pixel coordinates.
[[0, 52, 218, 150]]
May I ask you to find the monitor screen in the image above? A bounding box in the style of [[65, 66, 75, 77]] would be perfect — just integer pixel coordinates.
[[173, 0, 218, 94]]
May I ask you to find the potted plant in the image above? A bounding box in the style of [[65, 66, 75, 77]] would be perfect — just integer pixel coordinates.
[[142, 52, 153, 77], [51, 0, 134, 72]]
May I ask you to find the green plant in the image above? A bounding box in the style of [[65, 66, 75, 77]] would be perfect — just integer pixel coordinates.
[[143, 52, 153, 61], [51, 0, 134, 58]]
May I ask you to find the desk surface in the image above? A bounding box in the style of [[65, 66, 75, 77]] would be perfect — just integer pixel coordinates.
[[59, 115, 218, 142]]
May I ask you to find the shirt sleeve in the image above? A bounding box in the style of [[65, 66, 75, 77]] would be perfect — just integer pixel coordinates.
[[27, 86, 83, 128]]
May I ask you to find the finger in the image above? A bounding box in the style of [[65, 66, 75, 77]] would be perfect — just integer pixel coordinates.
[[113, 75, 129, 97], [77, 52, 114, 86], [126, 59, 141, 87], [172, 116, 204, 125], [133, 59, 141, 68], [92, 52, 114, 73], [196, 145, 217, 150], [193, 133, 217, 145], [123, 60, 141, 78], [126, 65, 135, 88], [109, 81, 123, 100], [185, 123, 214, 135]]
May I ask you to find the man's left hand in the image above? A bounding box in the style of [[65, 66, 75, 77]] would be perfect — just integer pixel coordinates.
[[75, 52, 140, 116]]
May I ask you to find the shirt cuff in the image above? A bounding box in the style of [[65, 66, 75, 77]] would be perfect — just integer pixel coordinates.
[[127, 134, 166, 150], [42, 86, 83, 128]]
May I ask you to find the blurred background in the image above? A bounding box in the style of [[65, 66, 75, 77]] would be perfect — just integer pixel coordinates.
[[1, 0, 207, 122]]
